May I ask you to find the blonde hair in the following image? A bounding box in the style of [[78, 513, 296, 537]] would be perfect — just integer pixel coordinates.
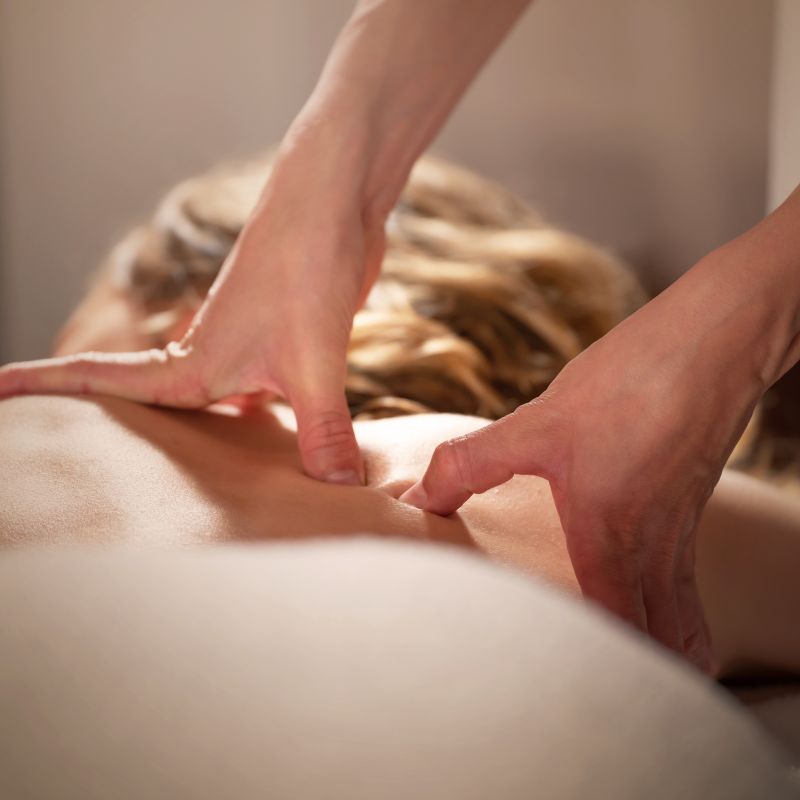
[[103, 152, 645, 420]]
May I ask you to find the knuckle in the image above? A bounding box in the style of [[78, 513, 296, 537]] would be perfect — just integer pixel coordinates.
[[512, 399, 569, 480], [299, 410, 354, 454], [160, 345, 210, 407], [429, 438, 474, 491]]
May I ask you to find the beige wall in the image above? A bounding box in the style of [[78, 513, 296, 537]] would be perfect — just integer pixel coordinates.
[[0, 0, 774, 362], [769, 0, 800, 210]]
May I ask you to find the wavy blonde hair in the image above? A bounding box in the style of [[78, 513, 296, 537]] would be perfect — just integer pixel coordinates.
[[92, 152, 645, 421]]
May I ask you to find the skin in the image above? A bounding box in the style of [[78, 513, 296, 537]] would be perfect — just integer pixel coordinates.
[[0, 0, 534, 482], [401, 188, 800, 673], [2, 0, 800, 669], [1, 393, 799, 679]]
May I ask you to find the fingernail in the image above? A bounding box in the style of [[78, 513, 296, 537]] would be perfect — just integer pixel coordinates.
[[399, 482, 427, 509], [325, 469, 362, 486]]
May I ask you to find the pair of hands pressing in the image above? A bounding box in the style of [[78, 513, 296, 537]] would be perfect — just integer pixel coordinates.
[[2, 126, 796, 676]]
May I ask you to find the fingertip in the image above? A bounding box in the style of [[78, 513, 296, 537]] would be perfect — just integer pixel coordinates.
[[399, 481, 428, 509], [304, 428, 365, 487], [324, 469, 363, 487], [304, 445, 365, 487], [294, 403, 364, 487], [302, 432, 366, 488]]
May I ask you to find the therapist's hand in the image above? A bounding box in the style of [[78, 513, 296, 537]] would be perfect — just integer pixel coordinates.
[[401, 238, 796, 672], [0, 131, 385, 485], [0, 0, 538, 483]]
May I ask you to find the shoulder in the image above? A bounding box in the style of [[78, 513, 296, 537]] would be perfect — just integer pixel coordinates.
[[354, 413, 490, 494]]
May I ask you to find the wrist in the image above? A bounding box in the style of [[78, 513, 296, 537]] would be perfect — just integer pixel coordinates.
[[691, 229, 800, 390], [706, 186, 800, 385], [248, 104, 378, 243], [284, 89, 413, 231], [271, 87, 398, 234], [281, 0, 532, 229]]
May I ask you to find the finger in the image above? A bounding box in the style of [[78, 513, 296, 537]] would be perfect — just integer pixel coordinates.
[[567, 527, 649, 635], [641, 562, 684, 656], [0, 345, 205, 407], [291, 389, 364, 486], [675, 537, 716, 674], [400, 401, 559, 515]]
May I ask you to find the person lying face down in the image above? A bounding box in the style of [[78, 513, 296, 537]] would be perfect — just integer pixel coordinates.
[[2, 154, 799, 679], [53, 152, 647, 411]]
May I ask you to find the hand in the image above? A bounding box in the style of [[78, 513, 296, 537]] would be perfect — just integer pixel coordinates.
[[0, 0, 537, 483], [0, 132, 386, 485], [401, 250, 779, 672]]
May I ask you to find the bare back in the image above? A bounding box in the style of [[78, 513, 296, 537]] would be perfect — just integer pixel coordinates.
[[0, 395, 577, 591]]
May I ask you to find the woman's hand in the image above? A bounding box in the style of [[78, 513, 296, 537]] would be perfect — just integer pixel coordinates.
[[0, 0, 534, 483], [0, 132, 385, 485], [401, 216, 800, 671]]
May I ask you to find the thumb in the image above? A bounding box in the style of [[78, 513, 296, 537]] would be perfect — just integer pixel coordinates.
[[400, 400, 560, 515], [0, 346, 203, 406], [291, 389, 364, 486]]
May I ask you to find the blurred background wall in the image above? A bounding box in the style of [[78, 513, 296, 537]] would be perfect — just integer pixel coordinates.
[[0, 0, 781, 362], [770, 0, 800, 211]]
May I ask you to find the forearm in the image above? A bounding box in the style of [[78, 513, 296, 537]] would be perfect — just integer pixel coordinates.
[[691, 185, 800, 390], [280, 0, 532, 224], [618, 183, 800, 473]]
